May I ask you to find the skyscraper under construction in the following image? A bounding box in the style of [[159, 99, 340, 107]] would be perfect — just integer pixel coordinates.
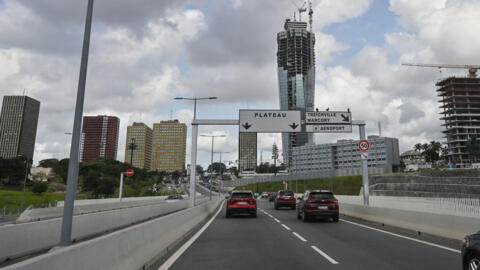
[[277, 18, 315, 167]]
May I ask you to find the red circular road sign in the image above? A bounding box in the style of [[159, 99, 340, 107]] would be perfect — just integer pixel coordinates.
[[358, 140, 370, 151], [125, 169, 134, 177]]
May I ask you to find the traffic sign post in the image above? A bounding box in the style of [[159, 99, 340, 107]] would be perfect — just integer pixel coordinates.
[[119, 169, 134, 201], [356, 124, 370, 206], [239, 110, 301, 132]]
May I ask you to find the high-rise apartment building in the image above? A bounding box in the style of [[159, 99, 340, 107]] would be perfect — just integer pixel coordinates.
[[0, 96, 40, 160], [238, 132, 257, 172], [151, 120, 186, 173], [438, 76, 480, 168], [80, 115, 119, 162], [277, 19, 315, 167], [125, 122, 152, 170]]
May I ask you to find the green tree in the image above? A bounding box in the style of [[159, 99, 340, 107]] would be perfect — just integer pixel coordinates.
[[0, 157, 27, 185], [416, 141, 443, 163], [38, 158, 59, 168], [32, 182, 48, 194], [207, 162, 227, 174], [171, 171, 181, 180]]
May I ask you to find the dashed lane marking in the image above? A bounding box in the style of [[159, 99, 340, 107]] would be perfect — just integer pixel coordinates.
[[292, 232, 307, 242], [281, 224, 291, 231], [311, 245, 339, 264]]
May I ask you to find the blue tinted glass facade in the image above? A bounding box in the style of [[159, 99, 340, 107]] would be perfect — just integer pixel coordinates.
[[277, 20, 315, 167]]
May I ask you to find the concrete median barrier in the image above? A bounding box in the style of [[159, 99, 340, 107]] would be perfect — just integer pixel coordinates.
[[340, 203, 480, 240], [3, 198, 222, 270], [0, 196, 208, 263]]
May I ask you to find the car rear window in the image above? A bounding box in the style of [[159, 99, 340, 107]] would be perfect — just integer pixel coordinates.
[[231, 192, 253, 198], [279, 191, 293, 196], [309, 192, 334, 199]]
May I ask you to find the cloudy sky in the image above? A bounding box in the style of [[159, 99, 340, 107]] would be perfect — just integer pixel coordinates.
[[1, 0, 480, 168]]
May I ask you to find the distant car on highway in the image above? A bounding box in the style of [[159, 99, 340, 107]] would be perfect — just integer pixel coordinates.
[[166, 194, 183, 202], [226, 190, 257, 218], [268, 192, 277, 202], [462, 231, 480, 270], [274, 190, 296, 210], [297, 190, 339, 222]]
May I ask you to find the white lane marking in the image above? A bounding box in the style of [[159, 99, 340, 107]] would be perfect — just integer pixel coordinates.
[[311, 245, 339, 264], [281, 224, 291, 231], [340, 219, 461, 254], [268, 214, 273, 218], [158, 201, 225, 270], [292, 232, 307, 242], [274, 218, 280, 223]]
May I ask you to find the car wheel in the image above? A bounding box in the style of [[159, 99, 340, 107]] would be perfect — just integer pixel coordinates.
[[226, 211, 230, 218], [291, 205, 296, 210], [252, 212, 257, 218], [297, 210, 301, 219], [333, 215, 339, 222], [302, 211, 309, 223], [274, 204, 278, 210], [465, 251, 480, 270]]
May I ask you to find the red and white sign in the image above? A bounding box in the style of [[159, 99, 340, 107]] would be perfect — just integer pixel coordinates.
[[358, 140, 370, 151], [125, 169, 134, 177]]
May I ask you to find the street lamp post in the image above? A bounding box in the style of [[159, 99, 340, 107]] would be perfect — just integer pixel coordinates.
[[60, 0, 94, 247], [128, 138, 137, 165], [214, 151, 230, 194], [174, 96, 217, 207], [17, 155, 29, 211], [200, 134, 226, 199]]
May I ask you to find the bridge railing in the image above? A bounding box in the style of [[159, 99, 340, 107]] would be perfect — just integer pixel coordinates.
[[337, 195, 480, 219]]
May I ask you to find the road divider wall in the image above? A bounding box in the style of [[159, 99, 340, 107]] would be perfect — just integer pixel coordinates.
[[4, 198, 222, 270], [0, 196, 208, 263], [340, 203, 480, 240]]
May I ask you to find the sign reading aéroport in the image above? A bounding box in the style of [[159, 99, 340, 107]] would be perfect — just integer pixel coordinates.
[[239, 110, 301, 133], [306, 124, 352, 133], [306, 111, 352, 124]]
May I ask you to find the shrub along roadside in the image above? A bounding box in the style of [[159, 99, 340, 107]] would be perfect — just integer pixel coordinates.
[[234, 175, 362, 195]]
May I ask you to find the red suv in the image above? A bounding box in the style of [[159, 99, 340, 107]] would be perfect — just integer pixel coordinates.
[[297, 190, 339, 222], [226, 190, 257, 218], [274, 190, 296, 210]]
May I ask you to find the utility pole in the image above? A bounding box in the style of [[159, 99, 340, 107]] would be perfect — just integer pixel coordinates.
[[128, 137, 137, 165], [200, 134, 226, 199]]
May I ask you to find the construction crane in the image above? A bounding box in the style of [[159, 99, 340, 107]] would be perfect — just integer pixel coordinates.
[[289, 0, 307, 21], [402, 63, 480, 78]]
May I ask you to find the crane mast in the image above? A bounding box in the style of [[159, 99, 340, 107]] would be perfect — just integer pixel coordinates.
[[402, 62, 480, 78]]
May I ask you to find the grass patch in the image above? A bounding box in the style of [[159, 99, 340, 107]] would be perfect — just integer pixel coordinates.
[[234, 175, 362, 195], [0, 189, 65, 209]]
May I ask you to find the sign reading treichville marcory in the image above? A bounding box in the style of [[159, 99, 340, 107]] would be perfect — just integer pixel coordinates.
[[305, 111, 352, 124], [239, 110, 301, 132]]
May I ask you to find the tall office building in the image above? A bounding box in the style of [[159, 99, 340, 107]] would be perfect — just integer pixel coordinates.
[[238, 132, 257, 172], [151, 120, 187, 173], [0, 96, 40, 160], [277, 19, 315, 167], [125, 122, 152, 170], [80, 115, 120, 162], [438, 76, 480, 168]]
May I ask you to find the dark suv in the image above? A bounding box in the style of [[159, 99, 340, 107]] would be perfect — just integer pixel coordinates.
[[297, 190, 339, 222], [274, 190, 296, 210], [226, 190, 257, 218], [462, 231, 480, 270]]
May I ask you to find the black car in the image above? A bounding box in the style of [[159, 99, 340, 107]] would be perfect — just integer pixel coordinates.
[[462, 231, 480, 270]]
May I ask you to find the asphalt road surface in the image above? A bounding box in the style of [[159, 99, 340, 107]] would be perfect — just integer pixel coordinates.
[[164, 199, 461, 270]]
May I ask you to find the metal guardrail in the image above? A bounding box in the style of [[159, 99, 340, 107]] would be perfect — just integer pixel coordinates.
[[337, 195, 480, 219]]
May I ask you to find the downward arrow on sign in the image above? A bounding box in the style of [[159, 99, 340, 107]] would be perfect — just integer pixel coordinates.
[[341, 114, 350, 122], [242, 123, 252, 130], [289, 122, 299, 130]]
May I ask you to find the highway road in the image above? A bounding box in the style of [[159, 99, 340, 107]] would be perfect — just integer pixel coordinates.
[[161, 199, 461, 270]]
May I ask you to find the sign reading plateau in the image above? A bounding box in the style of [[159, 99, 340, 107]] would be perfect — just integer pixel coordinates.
[[239, 110, 301, 132]]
